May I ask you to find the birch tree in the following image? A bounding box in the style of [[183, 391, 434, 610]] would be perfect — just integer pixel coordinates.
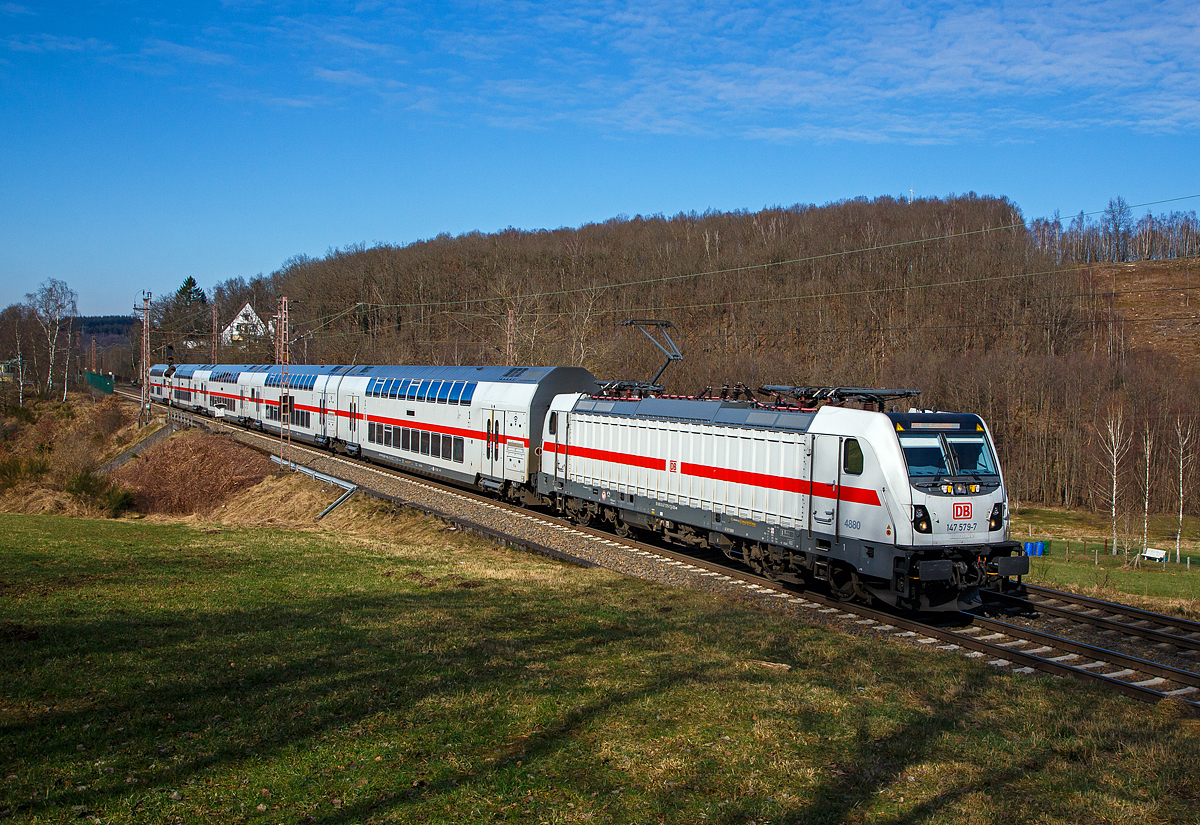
[[1176, 417, 1194, 563], [1097, 406, 1131, 556], [1138, 422, 1153, 567], [25, 278, 77, 396]]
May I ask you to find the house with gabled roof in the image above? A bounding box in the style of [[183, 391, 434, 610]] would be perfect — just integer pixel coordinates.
[[221, 302, 273, 345]]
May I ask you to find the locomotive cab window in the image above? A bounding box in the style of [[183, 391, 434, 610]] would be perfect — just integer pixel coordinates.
[[899, 434, 952, 477], [549, 411, 558, 435], [843, 438, 864, 475], [946, 435, 999, 475]]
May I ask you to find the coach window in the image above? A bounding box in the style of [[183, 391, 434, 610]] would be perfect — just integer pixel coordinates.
[[420, 431, 431, 455], [453, 436, 464, 463], [395, 379, 410, 399], [448, 381, 465, 404], [437, 381, 452, 403], [430, 433, 441, 458], [843, 438, 864, 475], [442, 435, 452, 458], [460, 382, 477, 407]]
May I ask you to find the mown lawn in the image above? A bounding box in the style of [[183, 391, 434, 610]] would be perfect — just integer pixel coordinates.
[[1, 512, 1198, 824]]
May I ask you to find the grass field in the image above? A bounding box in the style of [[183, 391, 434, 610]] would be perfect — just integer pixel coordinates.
[[1011, 507, 1200, 615], [2, 511, 1199, 824]]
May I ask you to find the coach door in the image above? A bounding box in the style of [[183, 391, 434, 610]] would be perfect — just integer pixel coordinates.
[[239, 385, 246, 415], [809, 434, 841, 542], [485, 409, 504, 478], [319, 392, 329, 437], [348, 396, 359, 441]]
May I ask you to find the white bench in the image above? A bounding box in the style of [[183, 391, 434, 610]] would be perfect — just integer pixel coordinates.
[[1141, 548, 1168, 563]]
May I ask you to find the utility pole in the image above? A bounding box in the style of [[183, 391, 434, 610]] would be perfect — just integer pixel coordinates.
[[90, 336, 96, 373], [137, 292, 152, 424], [211, 303, 219, 364]]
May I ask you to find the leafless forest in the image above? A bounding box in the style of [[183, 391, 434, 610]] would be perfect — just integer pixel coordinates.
[[5, 194, 1200, 524]]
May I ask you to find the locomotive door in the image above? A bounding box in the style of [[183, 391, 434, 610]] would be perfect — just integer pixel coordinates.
[[809, 435, 842, 542], [485, 409, 504, 478]]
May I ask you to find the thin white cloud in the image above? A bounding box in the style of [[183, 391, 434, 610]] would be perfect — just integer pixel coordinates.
[[143, 38, 234, 66], [314, 66, 378, 87], [4, 33, 111, 53], [5, 1, 1197, 142]]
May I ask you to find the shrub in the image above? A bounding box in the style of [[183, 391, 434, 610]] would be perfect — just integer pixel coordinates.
[[5, 405, 36, 424], [0, 457, 21, 488], [65, 469, 110, 499], [65, 469, 134, 517], [105, 486, 136, 517], [92, 397, 127, 437], [0, 456, 49, 490]]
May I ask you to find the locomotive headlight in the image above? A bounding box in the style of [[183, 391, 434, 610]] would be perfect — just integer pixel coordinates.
[[989, 503, 1005, 531], [912, 505, 932, 534]]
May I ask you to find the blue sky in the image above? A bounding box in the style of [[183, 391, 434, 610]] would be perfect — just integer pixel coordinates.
[[2, 0, 1198, 316]]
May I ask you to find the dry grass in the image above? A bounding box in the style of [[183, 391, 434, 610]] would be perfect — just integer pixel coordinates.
[[113, 430, 275, 515], [215, 472, 350, 525]]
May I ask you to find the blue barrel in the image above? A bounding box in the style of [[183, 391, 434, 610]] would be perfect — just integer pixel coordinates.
[[1024, 541, 1035, 556], [1035, 541, 1045, 556]]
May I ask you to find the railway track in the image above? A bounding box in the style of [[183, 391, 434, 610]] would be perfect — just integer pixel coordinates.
[[115, 392, 1200, 710], [993, 583, 1200, 652]]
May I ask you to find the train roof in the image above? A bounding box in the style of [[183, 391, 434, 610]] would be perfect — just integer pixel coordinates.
[[152, 363, 592, 385], [573, 396, 817, 434]]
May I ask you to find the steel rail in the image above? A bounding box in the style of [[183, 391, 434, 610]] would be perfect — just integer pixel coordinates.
[[965, 614, 1200, 691], [985, 591, 1200, 653], [1023, 582, 1200, 636]]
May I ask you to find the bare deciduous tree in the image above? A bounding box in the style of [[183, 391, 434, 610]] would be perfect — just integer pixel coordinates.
[[25, 278, 78, 396], [1097, 405, 1131, 556], [1175, 417, 1194, 564]]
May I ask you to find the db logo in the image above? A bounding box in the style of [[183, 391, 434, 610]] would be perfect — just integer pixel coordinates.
[[669, 460, 678, 473], [953, 503, 972, 520]]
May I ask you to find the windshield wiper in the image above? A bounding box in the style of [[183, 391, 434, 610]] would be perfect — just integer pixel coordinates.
[[938, 433, 961, 476]]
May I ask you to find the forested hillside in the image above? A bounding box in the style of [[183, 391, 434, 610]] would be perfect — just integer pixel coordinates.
[[5, 194, 1200, 523]]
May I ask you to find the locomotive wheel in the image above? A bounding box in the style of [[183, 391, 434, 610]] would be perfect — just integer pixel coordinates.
[[614, 518, 632, 538], [828, 565, 858, 602], [745, 543, 778, 581]]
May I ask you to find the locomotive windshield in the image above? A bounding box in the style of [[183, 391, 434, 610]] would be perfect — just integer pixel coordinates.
[[899, 433, 998, 478]]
